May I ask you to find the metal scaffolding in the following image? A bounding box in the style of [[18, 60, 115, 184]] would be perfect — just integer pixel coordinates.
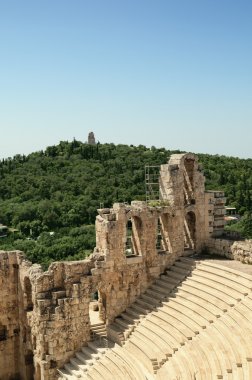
[[145, 165, 160, 203]]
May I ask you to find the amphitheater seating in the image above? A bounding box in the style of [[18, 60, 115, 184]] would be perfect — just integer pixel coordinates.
[[58, 257, 252, 380]]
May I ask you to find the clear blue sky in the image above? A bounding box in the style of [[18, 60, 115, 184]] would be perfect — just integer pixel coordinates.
[[0, 0, 251, 159]]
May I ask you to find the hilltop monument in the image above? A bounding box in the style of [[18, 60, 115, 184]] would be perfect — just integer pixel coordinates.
[[88, 131, 96, 145]]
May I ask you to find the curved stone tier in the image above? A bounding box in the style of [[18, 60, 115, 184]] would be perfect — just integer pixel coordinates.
[[58, 257, 252, 380]]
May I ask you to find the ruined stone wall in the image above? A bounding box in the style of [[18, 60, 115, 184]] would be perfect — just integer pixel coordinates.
[[159, 153, 207, 252], [0, 252, 20, 380], [0, 251, 97, 380], [205, 191, 226, 238], [29, 259, 96, 380], [94, 201, 181, 323], [0, 251, 38, 380], [207, 238, 252, 264]]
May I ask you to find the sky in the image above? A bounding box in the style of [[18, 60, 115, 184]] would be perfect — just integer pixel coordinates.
[[0, 0, 251, 159]]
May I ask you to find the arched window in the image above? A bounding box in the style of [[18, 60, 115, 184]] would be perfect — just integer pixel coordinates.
[[156, 215, 172, 253], [24, 277, 33, 311], [125, 217, 142, 256], [184, 211, 196, 250]]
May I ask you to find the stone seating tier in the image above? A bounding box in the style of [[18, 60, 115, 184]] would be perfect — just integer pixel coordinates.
[[58, 258, 252, 380]]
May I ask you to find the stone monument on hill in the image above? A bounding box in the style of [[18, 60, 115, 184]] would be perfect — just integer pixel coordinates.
[[88, 131, 96, 145]]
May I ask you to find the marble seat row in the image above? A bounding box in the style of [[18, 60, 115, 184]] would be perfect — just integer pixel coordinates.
[[59, 258, 252, 380]]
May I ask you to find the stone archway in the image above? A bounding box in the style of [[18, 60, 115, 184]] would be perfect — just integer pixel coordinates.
[[183, 157, 195, 205], [156, 213, 173, 253], [125, 216, 142, 256], [24, 277, 33, 312], [184, 211, 196, 251]]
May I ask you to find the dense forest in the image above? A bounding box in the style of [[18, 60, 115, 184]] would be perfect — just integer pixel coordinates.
[[0, 140, 251, 268]]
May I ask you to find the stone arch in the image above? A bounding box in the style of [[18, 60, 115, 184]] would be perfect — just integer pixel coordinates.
[[0, 323, 7, 341], [184, 211, 196, 251], [125, 215, 142, 256], [157, 213, 173, 253], [89, 280, 107, 327], [183, 156, 196, 205], [24, 276, 33, 312], [35, 363, 41, 380], [24, 349, 35, 380]]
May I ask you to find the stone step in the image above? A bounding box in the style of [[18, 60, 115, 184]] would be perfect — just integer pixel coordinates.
[[165, 270, 187, 281], [75, 352, 94, 366], [140, 293, 162, 306], [191, 271, 245, 300], [151, 283, 171, 295], [164, 297, 209, 327], [155, 278, 177, 290], [161, 302, 203, 331], [150, 314, 187, 345], [88, 358, 114, 380], [195, 265, 250, 295], [126, 340, 158, 374], [57, 368, 78, 380], [132, 330, 166, 366], [63, 363, 82, 378], [184, 277, 238, 305], [197, 260, 252, 284], [129, 334, 159, 365], [114, 317, 132, 330], [81, 346, 101, 360], [107, 324, 125, 344], [121, 311, 140, 324], [153, 308, 196, 339], [174, 260, 196, 270], [135, 297, 156, 310], [160, 274, 179, 284], [131, 302, 150, 315], [144, 318, 179, 352], [103, 354, 126, 379], [169, 265, 191, 275], [70, 357, 89, 373], [171, 288, 221, 319], [87, 341, 107, 354], [145, 288, 167, 300], [125, 306, 145, 319], [112, 345, 146, 380], [177, 282, 230, 312], [136, 324, 173, 358]]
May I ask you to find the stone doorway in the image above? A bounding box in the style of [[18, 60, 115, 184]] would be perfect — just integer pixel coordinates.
[[89, 290, 106, 326]]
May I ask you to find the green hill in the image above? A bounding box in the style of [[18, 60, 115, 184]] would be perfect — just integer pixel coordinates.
[[0, 140, 251, 267]]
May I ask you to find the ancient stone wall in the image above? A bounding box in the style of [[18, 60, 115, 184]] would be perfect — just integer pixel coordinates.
[[0, 251, 38, 380], [207, 238, 252, 264], [0, 252, 20, 380], [159, 153, 208, 252]]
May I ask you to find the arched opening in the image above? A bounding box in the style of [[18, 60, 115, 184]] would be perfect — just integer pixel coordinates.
[[156, 214, 172, 253], [35, 363, 41, 380], [183, 158, 195, 205], [125, 216, 142, 256], [156, 218, 163, 251], [184, 211, 196, 251], [0, 324, 7, 341], [24, 277, 33, 312], [89, 289, 107, 343], [89, 289, 106, 326], [25, 350, 35, 380], [125, 218, 133, 255]]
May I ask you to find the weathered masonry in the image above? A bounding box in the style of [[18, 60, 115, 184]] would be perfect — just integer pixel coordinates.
[[0, 152, 250, 380]]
